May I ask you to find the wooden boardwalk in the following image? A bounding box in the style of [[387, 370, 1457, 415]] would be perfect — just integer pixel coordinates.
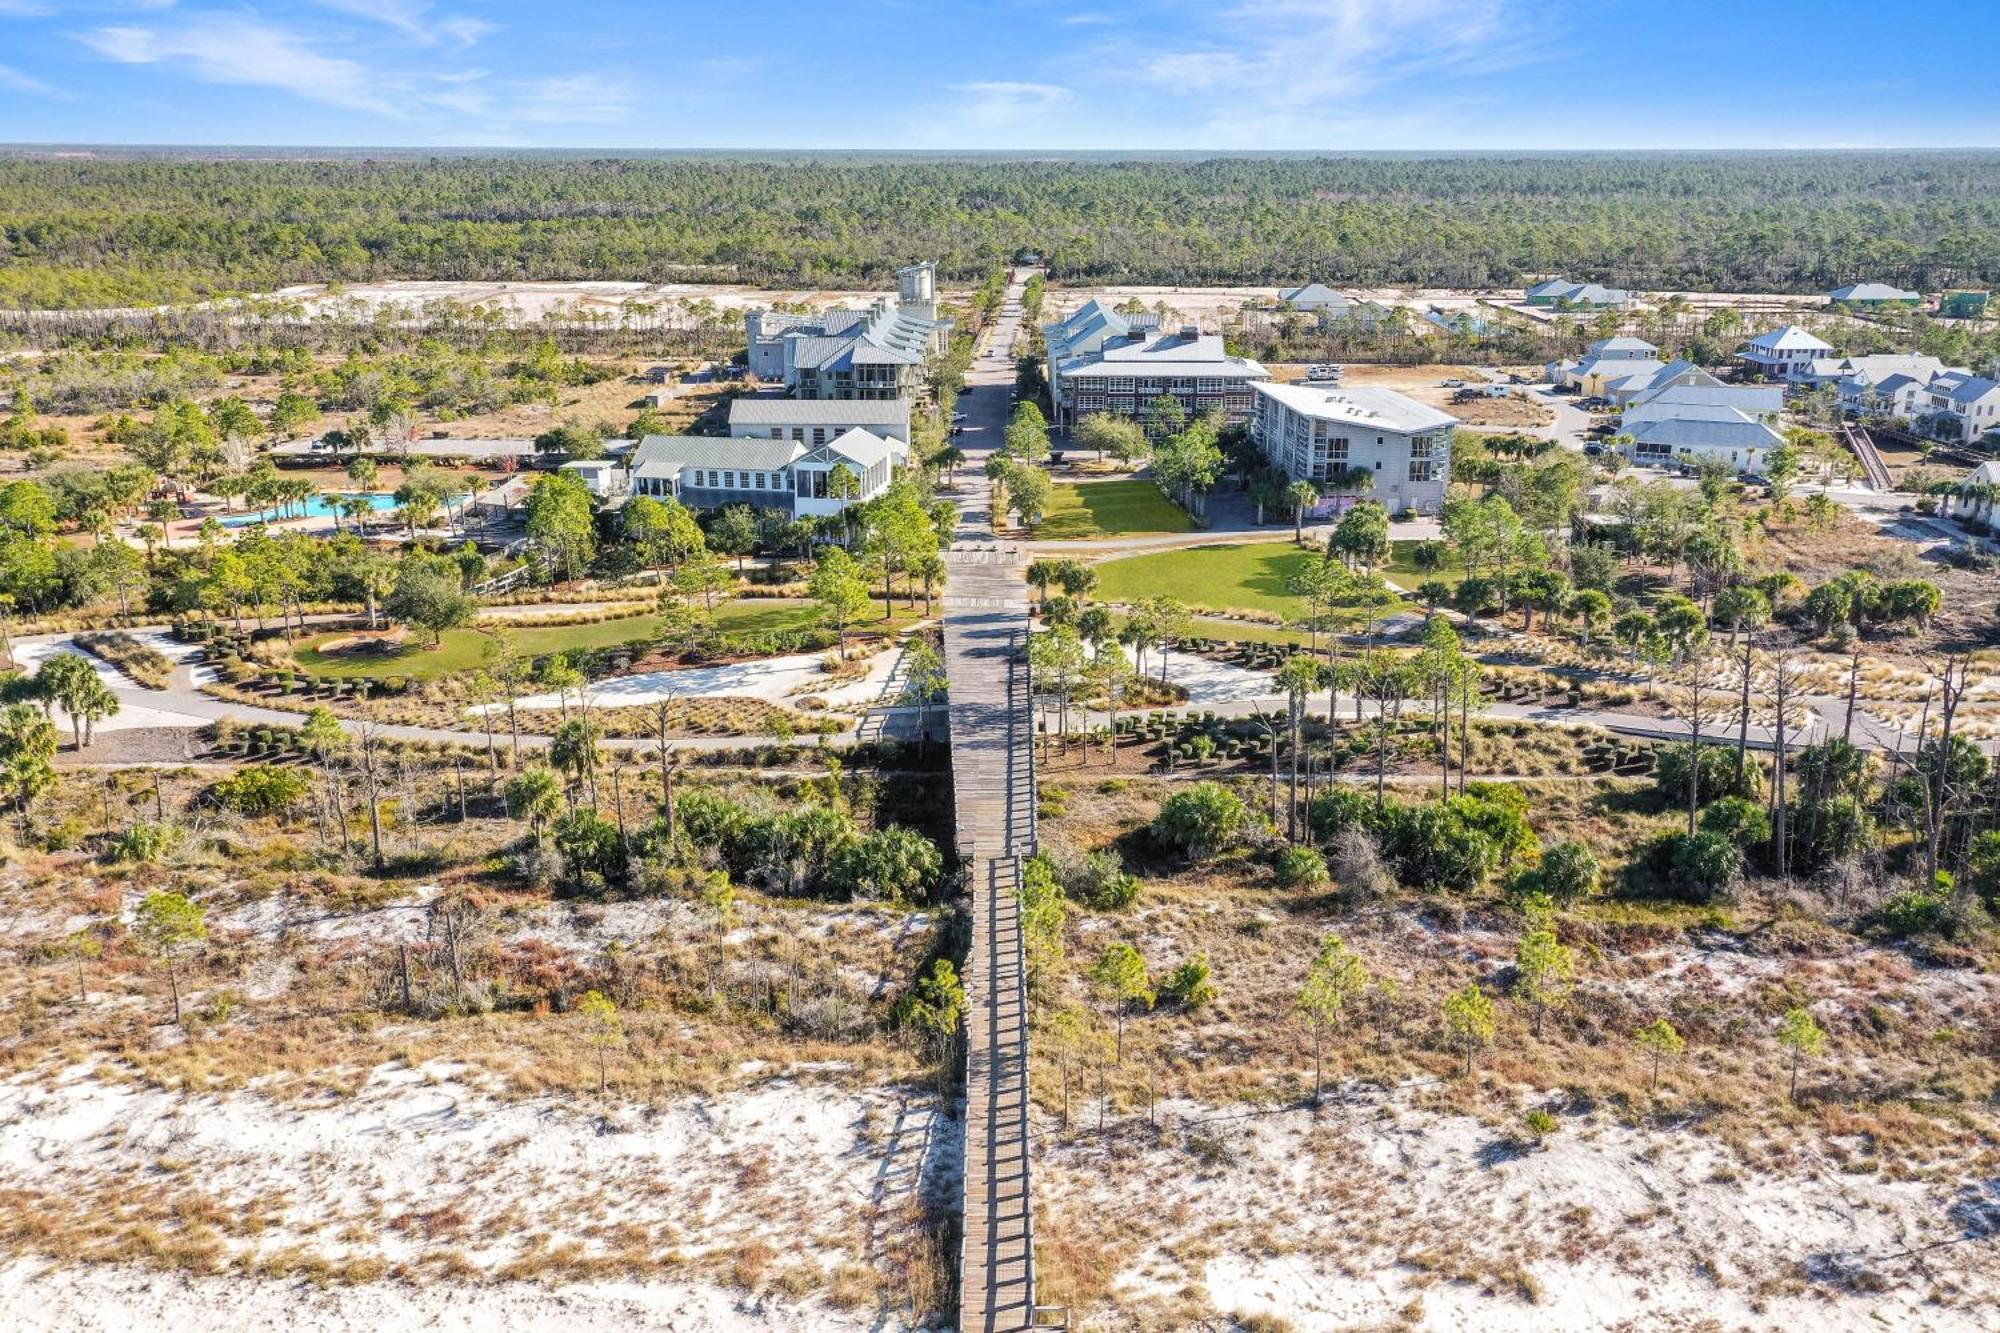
[[945, 544, 1057, 1332]]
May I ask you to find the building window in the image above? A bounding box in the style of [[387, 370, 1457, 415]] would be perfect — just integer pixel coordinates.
[[812, 428, 827, 445], [1107, 377, 1134, 394], [753, 472, 765, 490], [1408, 461, 1436, 482], [770, 428, 783, 440]]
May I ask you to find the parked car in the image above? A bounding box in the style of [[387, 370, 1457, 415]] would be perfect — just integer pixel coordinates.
[[1440, 378, 1466, 388], [1582, 443, 1605, 457]]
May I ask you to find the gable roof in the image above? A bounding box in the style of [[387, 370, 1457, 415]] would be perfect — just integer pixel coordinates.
[[1741, 325, 1834, 354], [1829, 282, 1920, 302], [1281, 282, 1349, 305], [1627, 411, 1783, 450], [1627, 383, 1785, 416], [1587, 336, 1659, 355], [630, 434, 803, 480]]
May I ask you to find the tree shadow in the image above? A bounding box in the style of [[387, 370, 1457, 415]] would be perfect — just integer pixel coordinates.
[[1475, 1137, 1532, 1169], [1948, 1178, 2000, 1239]]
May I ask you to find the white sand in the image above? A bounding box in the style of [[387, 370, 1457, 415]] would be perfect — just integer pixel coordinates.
[[1043, 1088, 1999, 1330], [480, 646, 903, 715], [0, 1065, 954, 1332]]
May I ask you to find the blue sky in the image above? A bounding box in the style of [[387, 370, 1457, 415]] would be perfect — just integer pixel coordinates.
[[2, 0, 1997, 149]]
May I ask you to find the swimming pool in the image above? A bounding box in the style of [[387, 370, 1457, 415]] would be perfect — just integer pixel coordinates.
[[221, 492, 468, 527]]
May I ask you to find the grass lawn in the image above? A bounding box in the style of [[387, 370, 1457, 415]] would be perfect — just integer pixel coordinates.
[[1383, 539, 1465, 593], [1093, 541, 1413, 628], [1036, 479, 1195, 539], [292, 599, 918, 680]]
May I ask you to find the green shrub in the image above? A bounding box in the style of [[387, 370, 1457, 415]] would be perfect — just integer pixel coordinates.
[[1654, 744, 1761, 807], [1637, 830, 1743, 904], [1274, 844, 1329, 889], [1159, 952, 1218, 1008], [1873, 889, 1947, 937], [109, 821, 181, 864], [211, 765, 311, 816], [1062, 849, 1141, 910], [1152, 782, 1249, 859], [1700, 796, 1772, 850], [1510, 839, 1600, 905]]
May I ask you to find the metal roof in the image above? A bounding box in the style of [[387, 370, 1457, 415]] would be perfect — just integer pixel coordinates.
[[728, 397, 912, 431], [1253, 381, 1458, 433], [1741, 325, 1833, 353], [629, 434, 804, 478]]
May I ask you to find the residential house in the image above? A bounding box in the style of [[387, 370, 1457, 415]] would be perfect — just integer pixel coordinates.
[[1046, 313, 1269, 432], [1279, 282, 1349, 312], [743, 261, 952, 399], [627, 429, 902, 519], [1736, 325, 1835, 383], [1523, 278, 1630, 309], [1827, 281, 1921, 307], [1820, 353, 1946, 396], [1916, 370, 2000, 444], [1945, 459, 2000, 533], [1279, 283, 1391, 329], [727, 396, 912, 450], [1547, 337, 1657, 388], [1623, 409, 1784, 475], [1579, 358, 1719, 406], [1250, 381, 1457, 515]]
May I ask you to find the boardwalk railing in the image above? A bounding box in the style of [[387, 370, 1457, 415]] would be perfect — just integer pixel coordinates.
[[946, 551, 1061, 1332]]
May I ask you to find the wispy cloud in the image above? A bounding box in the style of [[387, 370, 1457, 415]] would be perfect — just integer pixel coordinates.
[[512, 74, 633, 125], [0, 60, 62, 95], [1121, 0, 1549, 143], [77, 11, 629, 130], [83, 16, 398, 114], [951, 80, 1072, 120], [314, 0, 493, 48]]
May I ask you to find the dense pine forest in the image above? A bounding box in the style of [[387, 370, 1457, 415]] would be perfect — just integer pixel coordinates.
[[4, 150, 2000, 307]]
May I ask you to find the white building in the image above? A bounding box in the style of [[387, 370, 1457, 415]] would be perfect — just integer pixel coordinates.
[[1917, 370, 2000, 444], [1945, 459, 2000, 533], [1624, 408, 1784, 475], [1251, 381, 1457, 515], [743, 262, 952, 400], [628, 429, 902, 520], [1737, 325, 1835, 383], [1046, 303, 1269, 431]]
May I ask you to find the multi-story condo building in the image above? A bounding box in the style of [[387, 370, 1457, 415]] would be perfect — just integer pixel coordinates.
[[1044, 300, 1270, 432], [1250, 381, 1456, 515], [743, 262, 952, 401]]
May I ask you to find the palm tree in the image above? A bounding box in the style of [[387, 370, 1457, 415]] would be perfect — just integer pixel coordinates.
[[506, 767, 564, 841], [1286, 480, 1320, 545]]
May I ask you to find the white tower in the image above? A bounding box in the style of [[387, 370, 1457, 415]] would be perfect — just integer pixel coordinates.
[[896, 260, 938, 320]]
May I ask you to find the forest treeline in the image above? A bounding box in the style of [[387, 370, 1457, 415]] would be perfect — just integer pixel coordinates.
[[5, 152, 2000, 307]]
